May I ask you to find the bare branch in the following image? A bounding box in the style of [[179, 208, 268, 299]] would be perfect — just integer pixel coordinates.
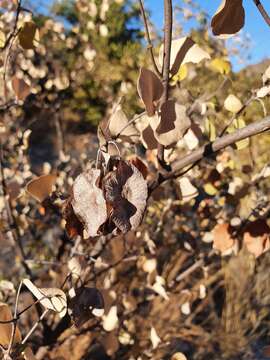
[[158, 0, 173, 169], [149, 115, 270, 191], [253, 0, 270, 27], [138, 0, 161, 77]]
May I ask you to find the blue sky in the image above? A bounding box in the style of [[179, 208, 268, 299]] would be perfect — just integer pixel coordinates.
[[144, 0, 270, 70]]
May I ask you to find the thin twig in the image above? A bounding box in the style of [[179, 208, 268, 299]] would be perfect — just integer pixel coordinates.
[[6, 281, 23, 357], [21, 310, 49, 345], [219, 96, 255, 137], [138, 0, 161, 77], [157, 0, 173, 168], [252, 0, 270, 27], [0, 145, 32, 276], [1, 0, 22, 52], [114, 111, 146, 140]]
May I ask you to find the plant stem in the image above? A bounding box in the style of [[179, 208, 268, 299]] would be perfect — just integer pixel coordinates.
[[150, 115, 270, 191], [138, 0, 161, 77], [253, 0, 270, 26], [158, 0, 173, 168]]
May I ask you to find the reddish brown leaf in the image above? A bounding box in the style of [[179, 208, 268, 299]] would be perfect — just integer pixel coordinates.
[[213, 223, 234, 253], [26, 174, 56, 203], [0, 302, 21, 347], [63, 199, 84, 238], [211, 0, 245, 37], [12, 76, 30, 101], [137, 67, 163, 117]]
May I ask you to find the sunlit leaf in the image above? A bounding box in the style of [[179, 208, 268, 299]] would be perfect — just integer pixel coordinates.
[[224, 94, 242, 113], [150, 327, 161, 349], [159, 37, 210, 76], [210, 58, 231, 74], [108, 108, 139, 142], [102, 305, 118, 332], [23, 279, 67, 317], [203, 183, 218, 196], [171, 64, 188, 84], [178, 177, 198, 203], [149, 101, 191, 147]]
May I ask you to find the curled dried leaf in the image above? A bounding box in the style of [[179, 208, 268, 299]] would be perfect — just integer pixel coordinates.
[[72, 168, 107, 237], [23, 279, 67, 317], [103, 160, 148, 233]]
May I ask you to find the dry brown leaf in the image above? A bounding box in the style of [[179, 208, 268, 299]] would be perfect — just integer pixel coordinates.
[[23, 347, 38, 360], [72, 168, 107, 237], [12, 76, 31, 101], [137, 67, 163, 116], [159, 37, 210, 76], [101, 331, 119, 356], [141, 124, 158, 150], [128, 156, 148, 179], [0, 302, 21, 347], [211, 0, 245, 37], [26, 174, 56, 202], [23, 279, 67, 317], [243, 219, 270, 258], [63, 198, 84, 238], [213, 223, 234, 252], [149, 101, 191, 147], [108, 108, 139, 142], [19, 21, 37, 49], [103, 160, 148, 233]]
